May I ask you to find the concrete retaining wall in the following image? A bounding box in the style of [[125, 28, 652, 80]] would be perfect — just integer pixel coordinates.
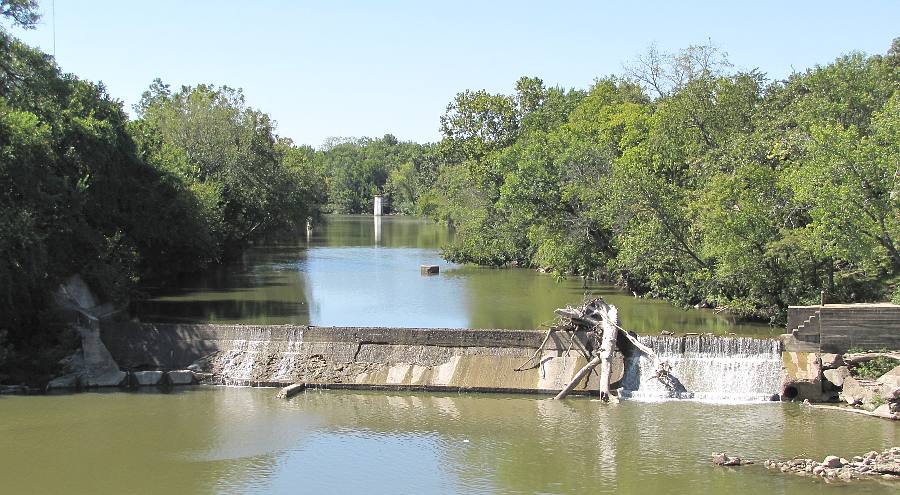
[[786, 304, 900, 354], [100, 323, 624, 395]]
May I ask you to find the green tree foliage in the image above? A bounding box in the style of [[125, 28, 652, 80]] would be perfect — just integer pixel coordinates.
[[422, 40, 900, 323], [315, 134, 430, 214], [0, 2, 326, 382], [133, 81, 323, 256]]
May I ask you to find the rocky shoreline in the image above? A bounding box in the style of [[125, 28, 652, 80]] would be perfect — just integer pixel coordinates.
[[764, 447, 900, 482], [713, 447, 900, 484]]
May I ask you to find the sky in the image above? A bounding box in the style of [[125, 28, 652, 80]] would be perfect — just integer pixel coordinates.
[[10, 1, 900, 147]]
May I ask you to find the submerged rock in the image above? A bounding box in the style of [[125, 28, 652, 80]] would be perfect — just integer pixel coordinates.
[[712, 453, 749, 466]]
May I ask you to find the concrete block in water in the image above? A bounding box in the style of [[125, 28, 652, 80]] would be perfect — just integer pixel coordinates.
[[132, 371, 164, 386], [275, 383, 306, 399], [420, 265, 439, 275], [781, 351, 825, 401], [167, 370, 195, 385]]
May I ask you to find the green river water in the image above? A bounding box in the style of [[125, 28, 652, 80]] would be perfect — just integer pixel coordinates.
[[1, 388, 898, 494], [136, 215, 773, 335], [3, 215, 897, 494]]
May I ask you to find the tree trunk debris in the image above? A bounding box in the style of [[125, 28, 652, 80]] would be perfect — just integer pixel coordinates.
[[527, 297, 665, 401]]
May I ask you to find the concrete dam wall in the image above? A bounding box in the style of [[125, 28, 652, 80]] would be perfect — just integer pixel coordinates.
[[100, 323, 620, 395]]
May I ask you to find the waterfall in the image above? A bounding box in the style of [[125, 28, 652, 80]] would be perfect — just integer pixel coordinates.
[[619, 335, 783, 402], [216, 327, 305, 385]]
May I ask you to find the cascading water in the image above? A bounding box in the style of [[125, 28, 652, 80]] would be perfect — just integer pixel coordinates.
[[271, 328, 304, 381], [216, 327, 306, 385], [619, 335, 783, 402]]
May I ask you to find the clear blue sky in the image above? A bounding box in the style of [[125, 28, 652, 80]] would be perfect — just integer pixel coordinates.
[[11, 0, 899, 147]]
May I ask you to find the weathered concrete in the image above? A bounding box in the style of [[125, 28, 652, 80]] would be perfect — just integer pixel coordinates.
[[786, 304, 900, 354], [781, 351, 827, 401], [47, 276, 127, 390], [132, 371, 164, 386], [166, 370, 195, 385], [100, 323, 621, 395], [276, 383, 306, 399]]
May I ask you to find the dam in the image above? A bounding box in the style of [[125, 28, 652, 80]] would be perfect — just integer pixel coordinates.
[[98, 321, 785, 402]]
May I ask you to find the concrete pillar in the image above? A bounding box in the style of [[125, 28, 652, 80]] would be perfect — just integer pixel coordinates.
[[374, 195, 383, 216]]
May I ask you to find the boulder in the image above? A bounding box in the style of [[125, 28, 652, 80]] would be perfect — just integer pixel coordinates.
[[878, 365, 900, 390], [822, 456, 843, 468], [823, 366, 851, 388], [872, 404, 898, 420], [712, 453, 746, 466], [132, 370, 164, 386], [167, 370, 195, 385], [840, 376, 883, 408], [820, 353, 844, 369]]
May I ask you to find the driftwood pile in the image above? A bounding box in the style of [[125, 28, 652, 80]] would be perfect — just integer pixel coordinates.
[[516, 297, 686, 401]]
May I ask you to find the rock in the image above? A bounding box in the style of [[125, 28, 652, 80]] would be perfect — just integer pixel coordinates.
[[838, 469, 853, 480], [420, 265, 439, 275], [873, 461, 900, 475], [823, 366, 851, 388], [712, 452, 745, 466], [132, 370, 164, 386], [813, 465, 826, 476], [872, 404, 898, 420], [167, 370, 194, 385], [879, 365, 900, 389], [820, 353, 844, 369], [822, 456, 843, 468], [840, 376, 883, 408]]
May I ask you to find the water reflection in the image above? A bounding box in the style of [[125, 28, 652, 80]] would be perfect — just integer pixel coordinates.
[[2, 389, 899, 494], [136, 215, 774, 335]]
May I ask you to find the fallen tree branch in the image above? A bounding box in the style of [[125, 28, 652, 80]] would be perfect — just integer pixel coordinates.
[[515, 328, 556, 371]]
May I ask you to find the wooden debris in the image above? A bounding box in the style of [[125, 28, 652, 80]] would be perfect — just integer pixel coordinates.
[[842, 352, 900, 366]]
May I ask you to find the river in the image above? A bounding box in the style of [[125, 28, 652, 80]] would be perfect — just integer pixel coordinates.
[[6, 215, 897, 494], [136, 214, 773, 335], [1, 388, 898, 494]]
